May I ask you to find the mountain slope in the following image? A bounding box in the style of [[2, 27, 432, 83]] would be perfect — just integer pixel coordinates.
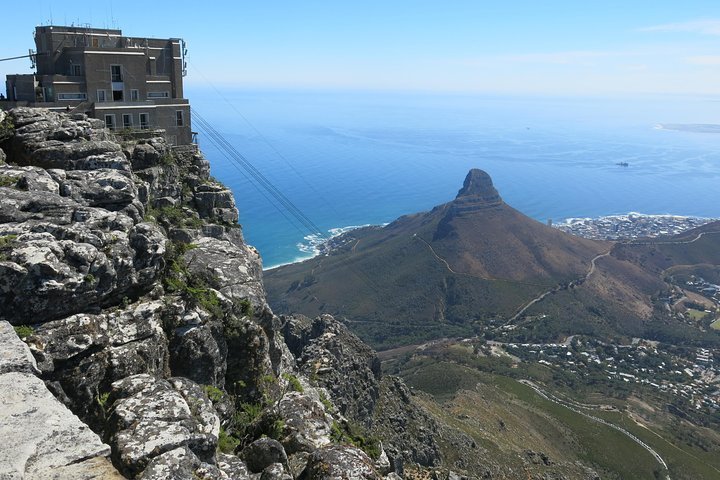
[[265, 169, 609, 348]]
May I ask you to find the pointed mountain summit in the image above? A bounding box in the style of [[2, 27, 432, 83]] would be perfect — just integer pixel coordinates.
[[265, 169, 610, 348], [451, 168, 503, 212]]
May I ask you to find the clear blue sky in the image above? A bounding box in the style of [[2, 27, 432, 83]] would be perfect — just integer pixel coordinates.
[[2, 0, 719, 95]]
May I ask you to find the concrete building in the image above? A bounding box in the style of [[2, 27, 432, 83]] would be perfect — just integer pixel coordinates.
[[4, 25, 192, 145]]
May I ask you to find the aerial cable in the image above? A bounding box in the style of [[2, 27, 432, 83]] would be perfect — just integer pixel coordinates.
[[193, 110, 325, 237], [188, 62, 343, 219], [192, 112, 306, 235], [193, 109, 385, 297], [193, 111, 317, 233]]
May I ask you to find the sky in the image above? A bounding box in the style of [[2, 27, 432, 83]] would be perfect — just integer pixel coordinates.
[[1, 1, 720, 96]]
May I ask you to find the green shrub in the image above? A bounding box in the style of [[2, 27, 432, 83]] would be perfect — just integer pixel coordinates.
[[147, 205, 203, 229], [217, 428, 240, 454], [282, 373, 304, 393], [97, 391, 110, 409], [233, 298, 253, 317], [329, 420, 381, 460], [319, 391, 334, 412], [162, 241, 224, 318], [268, 419, 285, 440], [203, 385, 225, 403], [0, 175, 18, 188], [160, 152, 175, 165], [235, 402, 263, 427], [13, 325, 33, 339]]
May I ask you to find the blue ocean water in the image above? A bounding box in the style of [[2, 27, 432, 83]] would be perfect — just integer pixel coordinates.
[[185, 88, 720, 268]]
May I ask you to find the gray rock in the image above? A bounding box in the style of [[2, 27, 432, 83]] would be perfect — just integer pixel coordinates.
[[370, 377, 442, 468], [130, 142, 163, 170], [108, 373, 220, 477], [169, 318, 227, 388], [0, 371, 122, 479], [300, 445, 380, 480], [0, 320, 39, 375], [27, 301, 170, 425], [217, 453, 251, 479], [185, 232, 265, 308], [240, 437, 288, 474], [0, 164, 59, 193], [283, 314, 381, 424], [139, 446, 223, 480], [273, 391, 332, 454], [60, 169, 138, 210], [194, 183, 239, 223], [261, 463, 292, 480], [0, 218, 165, 324]]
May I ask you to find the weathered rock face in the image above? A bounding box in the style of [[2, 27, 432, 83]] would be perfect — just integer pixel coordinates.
[[274, 392, 333, 454], [27, 301, 170, 427], [0, 321, 123, 479], [447, 168, 503, 217], [0, 108, 451, 479], [107, 374, 220, 477], [283, 314, 381, 425], [300, 445, 380, 480], [282, 314, 443, 470], [370, 377, 443, 468], [0, 160, 164, 323]]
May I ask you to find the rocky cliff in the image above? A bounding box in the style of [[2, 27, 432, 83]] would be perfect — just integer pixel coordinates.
[[0, 108, 446, 480]]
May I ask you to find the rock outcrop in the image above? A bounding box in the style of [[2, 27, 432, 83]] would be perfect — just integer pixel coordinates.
[[449, 168, 503, 216], [0, 320, 123, 479], [0, 108, 439, 479]]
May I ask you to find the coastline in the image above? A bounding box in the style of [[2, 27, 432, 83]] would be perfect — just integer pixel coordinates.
[[263, 223, 383, 270], [264, 213, 718, 270]]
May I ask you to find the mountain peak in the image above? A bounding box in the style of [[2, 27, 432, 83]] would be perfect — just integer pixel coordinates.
[[450, 168, 503, 214]]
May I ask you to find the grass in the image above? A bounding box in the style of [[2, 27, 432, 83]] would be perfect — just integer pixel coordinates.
[[486, 375, 665, 479], [0, 175, 18, 188], [687, 308, 709, 321], [13, 325, 33, 338], [710, 319, 720, 330], [397, 343, 720, 479]]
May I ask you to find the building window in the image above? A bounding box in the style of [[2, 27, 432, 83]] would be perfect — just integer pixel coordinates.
[[112, 89, 124, 101], [139, 113, 149, 129], [104, 114, 116, 130], [97, 90, 106, 102], [130, 89, 139, 101], [122, 114, 133, 129], [147, 91, 169, 99], [70, 64, 82, 76], [175, 110, 184, 127], [57, 93, 87, 100], [111, 65, 123, 82]]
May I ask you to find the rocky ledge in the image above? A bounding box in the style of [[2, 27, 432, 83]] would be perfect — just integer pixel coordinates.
[[0, 108, 449, 479]]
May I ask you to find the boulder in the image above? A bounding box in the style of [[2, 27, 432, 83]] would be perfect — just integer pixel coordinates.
[[0, 321, 122, 479], [108, 374, 220, 477], [0, 218, 165, 324], [217, 453, 251, 479], [0, 320, 39, 375], [273, 391, 333, 454], [299, 445, 380, 480], [239, 437, 289, 474], [27, 301, 170, 425], [139, 446, 223, 480]]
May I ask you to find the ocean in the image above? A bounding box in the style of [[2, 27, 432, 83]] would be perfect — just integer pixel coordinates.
[[185, 88, 720, 269]]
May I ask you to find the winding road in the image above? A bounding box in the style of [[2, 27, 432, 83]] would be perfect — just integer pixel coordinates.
[[519, 380, 671, 479]]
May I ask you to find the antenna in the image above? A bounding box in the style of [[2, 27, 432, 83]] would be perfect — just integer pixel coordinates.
[[110, 0, 116, 29], [181, 39, 188, 77]]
